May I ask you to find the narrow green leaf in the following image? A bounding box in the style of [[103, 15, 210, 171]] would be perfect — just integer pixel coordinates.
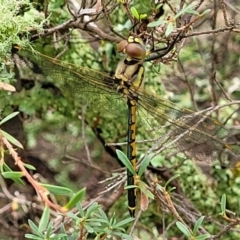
[[113, 232, 133, 240], [165, 22, 173, 37], [156, 3, 163, 10], [85, 202, 100, 218], [167, 187, 176, 193], [25, 234, 43, 240], [40, 183, 72, 195], [0, 129, 23, 149], [139, 13, 147, 20], [165, 174, 180, 188], [201, 9, 211, 16], [174, 4, 194, 19], [2, 163, 12, 172], [116, 150, 136, 175], [193, 216, 205, 236], [176, 222, 192, 238], [45, 221, 53, 238], [0, 112, 19, 125], [186, 9, 199, 15], [130, 7, 139, 20], [138, 180, 146, 192], [114, 217, 134, 228], [138, 181, 154, 199], [2, 164, 24, 184], [38, 206, 50, 232], [84, 223, 94, 233], [124, 184, 137, 190], [148, 19, 167, 27], [76, 202, 84, 216], [2, 171, 23, 179], [28, 219, 44, 237], [195, 234, 211, 240], [144, 189, 154, 200], [221, 194, 226, 213], [89, 215, 108, 224], [97, 207, 108, 221], [63, 188, 86, 210], [67, 211, 79, 221], [24, 163, 36, 170], [138, 155, 151, 177]]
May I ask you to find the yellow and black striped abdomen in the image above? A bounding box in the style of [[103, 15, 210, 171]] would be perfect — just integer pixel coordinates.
[[115, 37, 146, 217]]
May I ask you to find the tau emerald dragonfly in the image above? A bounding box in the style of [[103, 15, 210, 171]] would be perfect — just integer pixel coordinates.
[[13, 35, 240, 217]]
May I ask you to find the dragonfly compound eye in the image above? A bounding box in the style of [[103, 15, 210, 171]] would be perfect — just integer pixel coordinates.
[[117, 40, 129, 53], [117, 37, 146, 61], [124, 42, 146, 60]]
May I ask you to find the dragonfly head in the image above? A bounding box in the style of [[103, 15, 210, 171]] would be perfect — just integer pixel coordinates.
[[117, 36, 146, 61]]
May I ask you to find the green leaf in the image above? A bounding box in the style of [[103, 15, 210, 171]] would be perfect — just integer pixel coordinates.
[[124, 184, 137, 190], [63, 188, 86, 210], [165, 22, 174, 37], [40, 183, 73, 195], [113, 232, 133, 240], [84, 223, 94, 233], [0, 112, 19, 125], [186, 9, 199, 15], [0, 129, 23, 149], [148, 19, 167, 28], [174, 4, 195, 19], [193, 216, 205, 236], [24, 163, 36, 170], [130, 7, 139, 20], [2, 171, 23, 179], [138, 155, 151, 177], [156, 3, 163, 10], [165, 174, 180, 188], [144, 189, 154, 200], [139, 13, 147, 20], [167, 187, 176, 193], [176, 222, 192, 238], [97, 207, 109, 222], [221, 194, 226, 214], [114, 217, 134, 228], [38, 206, 50, 232], [85, 202, 100, 218], [201, 9, 211, 16], [2, 164, 24, 184], [2, 163, 13, 172], [195, 234, 211, 240], [138, 181, 154, 199], [45, 221, 53, 238], [116, 150, 136, 175], [25, 234, 43, 240], [28, 219, 44, 237], [76, 202, 84, 216]]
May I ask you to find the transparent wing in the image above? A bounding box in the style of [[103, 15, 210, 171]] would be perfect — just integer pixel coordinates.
[[14, 49, 128, 117], [14, 48, 240, 167], [135, 88, 240, 167]]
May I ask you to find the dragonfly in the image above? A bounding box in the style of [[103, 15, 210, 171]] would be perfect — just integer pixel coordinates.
[[14, 36, 240, 217]]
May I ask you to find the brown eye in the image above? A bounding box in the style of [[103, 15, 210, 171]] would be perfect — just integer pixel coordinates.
[[125, 42, 146, 60], [117, 40, 128, 53]]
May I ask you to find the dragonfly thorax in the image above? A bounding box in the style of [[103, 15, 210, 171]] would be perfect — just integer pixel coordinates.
[[115, 58, 145, 89]]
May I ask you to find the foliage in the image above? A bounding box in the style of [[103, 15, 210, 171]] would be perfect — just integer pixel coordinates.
[[0, 0, 46, 74], [0, 0, 240, 239], [25, 203, 133, 240]]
